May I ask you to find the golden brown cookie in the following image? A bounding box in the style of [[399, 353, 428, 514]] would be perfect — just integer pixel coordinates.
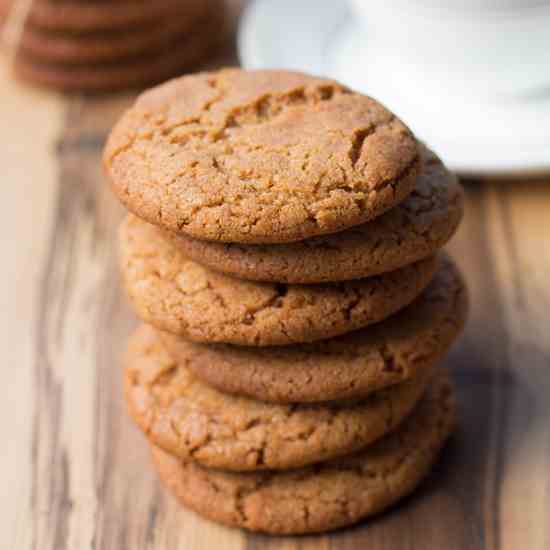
[[119, 215, 437, 346], [168, 147, 463, 283], [104, 68, 421, 244], [159, 256, 468, 403], [14, 8, 225, 93], [151, 371, 456, 534], [125, 324, 432, 472]]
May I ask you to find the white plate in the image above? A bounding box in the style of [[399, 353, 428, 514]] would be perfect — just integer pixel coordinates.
[[238, 0, 550, 177]]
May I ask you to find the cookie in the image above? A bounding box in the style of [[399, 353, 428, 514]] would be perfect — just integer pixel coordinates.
[[119, 216, 437, 346], [104, 68, 421, 244], [168, 147, 463, 283], [125, 324, 432, 472], [26, 0, 196, 34], [151, 371, 456, 534], [14, 9, 225, 93], [159, 256, 467, 403], [18, 2, 214, 65]]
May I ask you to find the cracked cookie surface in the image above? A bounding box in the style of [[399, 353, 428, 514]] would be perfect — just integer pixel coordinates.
[[104, 68, 420, 243], [125, 325, 432, 471], [168, 146, 463, 283], [151, 371, 456, 534], [119, 215, 437, 346], [159, 256, 467, 403]]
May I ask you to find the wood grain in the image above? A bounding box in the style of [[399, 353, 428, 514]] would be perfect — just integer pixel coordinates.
[[1, 1, 549, 548]]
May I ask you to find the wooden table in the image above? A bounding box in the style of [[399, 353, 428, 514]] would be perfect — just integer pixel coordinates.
[[2, 3, 549, 548]]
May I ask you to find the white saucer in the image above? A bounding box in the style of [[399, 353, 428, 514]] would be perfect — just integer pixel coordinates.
[[238, 0, 550, 177]]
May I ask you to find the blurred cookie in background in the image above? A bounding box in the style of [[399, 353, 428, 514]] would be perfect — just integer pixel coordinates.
[[2, 0, 227, 92], [26, 0, 196, 34], [18, 11, 206, 65]]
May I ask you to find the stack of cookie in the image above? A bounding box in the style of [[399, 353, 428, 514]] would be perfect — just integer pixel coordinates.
[[104, 69, 468, 535], [1, 0, 225, 92]]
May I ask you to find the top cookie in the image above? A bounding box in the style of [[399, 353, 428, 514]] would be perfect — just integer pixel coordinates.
[[104, 69, 421, 244]]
